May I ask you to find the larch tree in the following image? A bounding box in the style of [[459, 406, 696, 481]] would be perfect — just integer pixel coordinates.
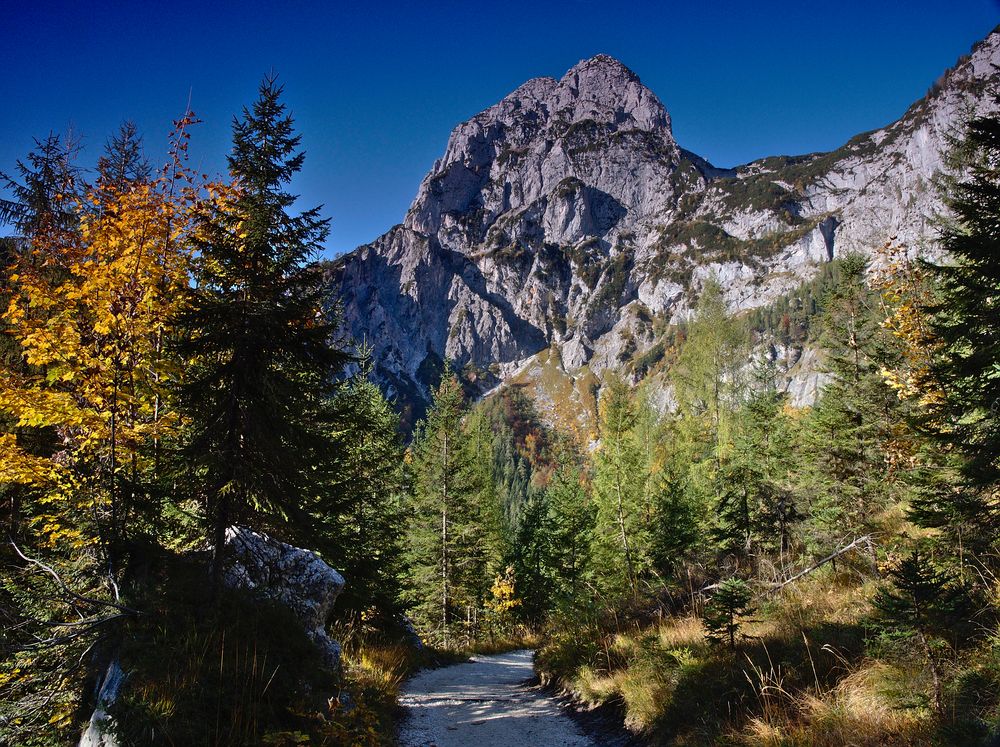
[[591, 375, 649, 597]]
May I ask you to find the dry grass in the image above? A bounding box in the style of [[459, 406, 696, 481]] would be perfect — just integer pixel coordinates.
[[537, 564, 1000, 745], [738, 661, 933, 746], [656, 614, 706, 649]]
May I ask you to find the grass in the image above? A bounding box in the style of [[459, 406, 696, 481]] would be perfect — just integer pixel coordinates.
[[535, 566, 1000, 745]]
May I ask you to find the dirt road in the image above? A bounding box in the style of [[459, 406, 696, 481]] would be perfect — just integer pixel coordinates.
[[397, 649, 596, 747]]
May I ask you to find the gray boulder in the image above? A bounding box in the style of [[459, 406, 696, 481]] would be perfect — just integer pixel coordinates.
[[224, 527, 346, 670]]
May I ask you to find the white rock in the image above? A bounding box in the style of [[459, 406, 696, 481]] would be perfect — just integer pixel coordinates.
[[224, 527, 345, 671]]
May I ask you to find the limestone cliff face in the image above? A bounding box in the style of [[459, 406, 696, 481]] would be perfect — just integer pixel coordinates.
[[328, 30, 1000, 425]]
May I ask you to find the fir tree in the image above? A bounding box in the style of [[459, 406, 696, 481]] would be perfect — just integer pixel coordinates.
[[175, 75, 348, 590]]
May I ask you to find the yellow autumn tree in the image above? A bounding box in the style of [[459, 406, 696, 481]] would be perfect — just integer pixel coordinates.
[[0, 114, 200, 554], [870, 240, 948, 420]]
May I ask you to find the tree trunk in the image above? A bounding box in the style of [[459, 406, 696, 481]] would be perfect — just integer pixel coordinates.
[[918, 628, 944, 718], [210, 492, 230, 604]]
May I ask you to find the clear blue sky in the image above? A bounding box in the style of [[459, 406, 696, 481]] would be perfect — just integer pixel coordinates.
[[3, 1, 998, 257]]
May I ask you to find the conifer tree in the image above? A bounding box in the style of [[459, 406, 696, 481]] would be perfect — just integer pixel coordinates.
[[719, 374, 798, 561], [96, 120, 151, 193], [175, 76, 348, 589], [702, 577, 754, 649], [591, 375, 649, 597], [923, 114, 1000, 538], [671, 278, 747, 558], [406, 366, 477, 645], [546, 459, 595, 610], [800, 254, 900, 546], [874, 551, 971, 716], [671, 277, 746, 454], [0, 132, 81, 238], [328, 358, 407, 620]]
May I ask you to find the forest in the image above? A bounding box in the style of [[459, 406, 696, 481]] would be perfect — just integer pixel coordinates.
[[2, 76, 1000, 746]]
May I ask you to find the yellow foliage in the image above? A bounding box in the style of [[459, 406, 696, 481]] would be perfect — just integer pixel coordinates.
[[486, 566, 522, 615], [870, 241, 948, 424], [0, 124, 204, 548]]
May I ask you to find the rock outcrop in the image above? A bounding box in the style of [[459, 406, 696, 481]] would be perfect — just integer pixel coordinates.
[[224, 527, 345, 670], [328, 29, 1000, 426]]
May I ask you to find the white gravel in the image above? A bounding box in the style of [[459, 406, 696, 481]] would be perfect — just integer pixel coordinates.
[[398, 649, 596, 747]]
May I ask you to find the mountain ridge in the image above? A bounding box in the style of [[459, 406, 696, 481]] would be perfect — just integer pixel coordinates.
[[328, 28, 1000, 430]]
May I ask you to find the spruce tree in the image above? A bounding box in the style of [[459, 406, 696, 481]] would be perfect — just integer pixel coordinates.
[[96, 120, 151, 193], [874, 551, 972, 716], [175, 75, 348, 589], [0, 132, 81, 238], [546, 459, 595, 611], [328, 358, 407, 621], [800, 254, 900, 547], [702, 577, 754, 649], [924, 114, 1000, 535], [406, 366, 477, 645]]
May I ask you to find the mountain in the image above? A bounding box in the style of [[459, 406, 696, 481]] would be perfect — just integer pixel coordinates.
[[328, 29, 1000, 431]]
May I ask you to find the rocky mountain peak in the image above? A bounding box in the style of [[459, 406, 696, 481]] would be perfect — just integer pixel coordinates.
[[332, 28, 1000, 432], [557, 54, 668, 132], [404, 54, 678, 239]]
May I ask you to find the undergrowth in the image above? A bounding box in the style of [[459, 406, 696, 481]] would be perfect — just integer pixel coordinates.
[[537, 567, 1000, 745]]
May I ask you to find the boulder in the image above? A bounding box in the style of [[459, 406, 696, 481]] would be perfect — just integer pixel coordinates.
[[224, 527, 345, 670]]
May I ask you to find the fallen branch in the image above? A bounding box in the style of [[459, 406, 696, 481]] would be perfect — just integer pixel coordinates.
[[769, 535, 875, 590], [694, 535, 875, 597], [8, 539, 138, 615]]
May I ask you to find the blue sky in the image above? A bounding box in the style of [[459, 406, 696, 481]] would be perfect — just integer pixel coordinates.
[[2, 1, 998, 256]]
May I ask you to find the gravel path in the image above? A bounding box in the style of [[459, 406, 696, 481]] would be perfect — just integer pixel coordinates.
[[398, 649, 597, 747]]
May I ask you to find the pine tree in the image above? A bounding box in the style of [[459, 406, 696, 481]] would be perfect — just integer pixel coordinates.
[[175, 76, 348, 590], [671, 278, 748, 562]]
